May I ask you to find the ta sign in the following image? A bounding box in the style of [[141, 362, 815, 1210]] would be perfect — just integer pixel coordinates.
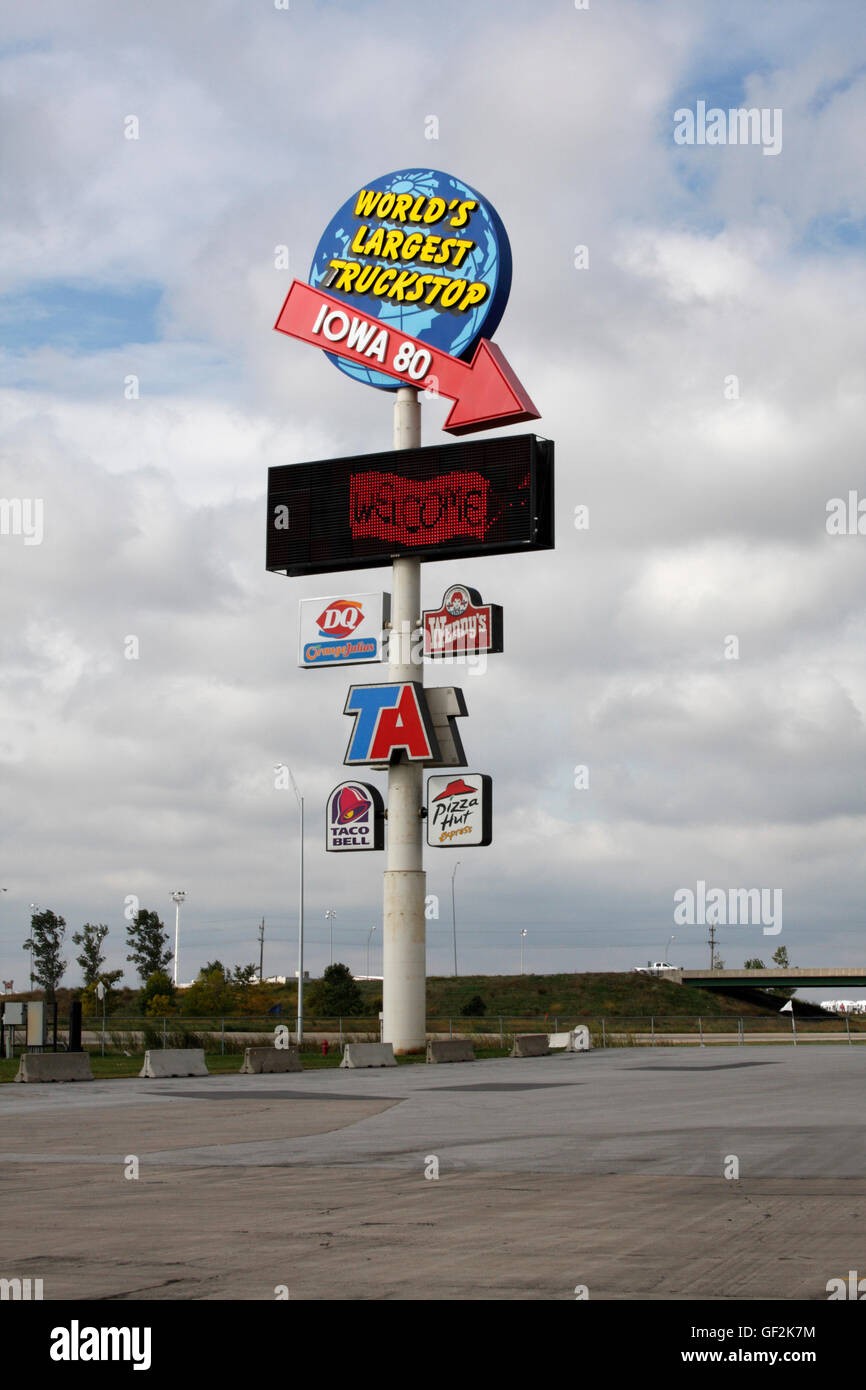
[[343, 682, 439, 765], [309, 169, 512, 391]]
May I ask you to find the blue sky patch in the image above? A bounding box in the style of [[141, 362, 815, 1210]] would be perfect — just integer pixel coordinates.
[[0, 280, 163, 352]]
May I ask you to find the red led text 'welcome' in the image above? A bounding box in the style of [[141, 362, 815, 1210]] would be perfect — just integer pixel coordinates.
[[349, 470, 491, 545]]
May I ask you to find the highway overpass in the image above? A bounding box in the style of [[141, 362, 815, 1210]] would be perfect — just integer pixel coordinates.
[[670, 968, 866, 990]]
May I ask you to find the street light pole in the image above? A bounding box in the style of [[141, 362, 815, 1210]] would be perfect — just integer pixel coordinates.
[[367, 924, 377, 979], [520, 928, 527, 975], [450, 862, 460, 977], [169, 891, 186, 988], [286, 769, 305, 1043], [325, 909, 337, 968], [28, 903, 40, 989]]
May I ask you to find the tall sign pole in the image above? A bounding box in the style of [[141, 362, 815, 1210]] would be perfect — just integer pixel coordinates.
[[383, 386, 426, 1052], [270, 168, 553, 1060]]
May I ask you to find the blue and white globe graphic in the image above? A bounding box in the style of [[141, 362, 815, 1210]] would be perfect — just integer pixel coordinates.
[[309, 168, 512, 391]]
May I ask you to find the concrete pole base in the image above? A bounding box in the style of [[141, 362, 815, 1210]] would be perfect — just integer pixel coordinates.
[[382, 868, 427, 1053]]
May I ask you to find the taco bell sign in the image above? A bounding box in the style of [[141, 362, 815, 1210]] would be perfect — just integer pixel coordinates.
[[326, 780, 385, 852]]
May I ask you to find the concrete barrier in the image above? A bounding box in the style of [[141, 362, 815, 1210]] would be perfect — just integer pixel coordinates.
[[340, 1043, 396, 1069], [139, 1048, 208, 1078], [239, 1046, 303, 1074], [548, 1031, 571, 1050], [426, 1040, 475, 1064], [510, 1033, 550, 1058], [15, 1052, 93, 1083]]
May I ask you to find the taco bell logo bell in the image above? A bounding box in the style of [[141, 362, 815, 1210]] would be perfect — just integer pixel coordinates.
[[326, 780, 385, 852]]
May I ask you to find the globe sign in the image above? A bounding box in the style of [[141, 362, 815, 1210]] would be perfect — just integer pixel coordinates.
[[309, 168, 512, 391]]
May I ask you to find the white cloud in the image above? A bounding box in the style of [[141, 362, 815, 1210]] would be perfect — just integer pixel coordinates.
[[2, 0, 866, 984]]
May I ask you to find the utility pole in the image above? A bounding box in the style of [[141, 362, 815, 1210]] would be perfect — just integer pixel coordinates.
[[708, 921, 716, 971], [258, 917, 265, 983]]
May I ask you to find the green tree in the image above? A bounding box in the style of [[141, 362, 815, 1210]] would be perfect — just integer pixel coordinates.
[[180, 965, 238, 1016], [200, 960, 227, 980], [23, 908, 67, 999], [138, 970, 177, 1016], [126, 909, 172, 982], [72, 922, 109, 985], [743, 958, 766, 970], [232, 963, 258, 987], [306, 963, 363, 1016], [770, 944, 795, 999]]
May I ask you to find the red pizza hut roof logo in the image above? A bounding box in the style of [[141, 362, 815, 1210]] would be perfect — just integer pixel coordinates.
[[432, 778, 478, 801], [316, 599, 364, 639]]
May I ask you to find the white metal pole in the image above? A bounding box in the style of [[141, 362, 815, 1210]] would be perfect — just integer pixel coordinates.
[[298, 793, 304, 1042], [325, 909, 336, 967], [451, 861, 460, 977], [169, 892, 185, 988], [367, 924, 376, 978], [382, 386, 426, 1054]]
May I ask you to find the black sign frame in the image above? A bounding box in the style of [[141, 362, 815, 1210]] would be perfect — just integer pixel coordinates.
[[266, 434, 554, 578]]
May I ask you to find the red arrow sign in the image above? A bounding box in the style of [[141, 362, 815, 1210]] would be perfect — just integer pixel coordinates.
[[274, 279, 540, 436]]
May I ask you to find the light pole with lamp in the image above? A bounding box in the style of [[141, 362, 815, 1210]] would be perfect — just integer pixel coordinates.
[[28, 903, 40, 989], [520, 927, 527, 975], [169, 891, 186, 988], [284, 767, 305, 1043], [450, 862, 460, 977], [325, 909, 337, 968], [664, 934, 676, 964], [96, 981, 106, 1057], [366, 924, 377, 979]]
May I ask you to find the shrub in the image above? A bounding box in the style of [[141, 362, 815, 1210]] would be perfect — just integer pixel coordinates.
[[461, 994, 486, 1017]]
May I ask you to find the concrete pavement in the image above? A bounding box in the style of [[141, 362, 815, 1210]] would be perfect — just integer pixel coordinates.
[[1, 1047, 864, 1299]]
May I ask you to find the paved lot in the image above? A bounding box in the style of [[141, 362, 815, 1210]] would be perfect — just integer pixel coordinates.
[[1, 1047, 864, 1299]]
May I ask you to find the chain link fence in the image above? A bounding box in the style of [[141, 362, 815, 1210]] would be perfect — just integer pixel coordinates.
[[64, 1011, 866, 1055]]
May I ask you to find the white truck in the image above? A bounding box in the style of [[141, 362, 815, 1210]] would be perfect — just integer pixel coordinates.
[[634, 961, 676, 975]]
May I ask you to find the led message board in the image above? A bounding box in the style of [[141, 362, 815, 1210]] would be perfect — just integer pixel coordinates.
[[266, 434, 553, 578]]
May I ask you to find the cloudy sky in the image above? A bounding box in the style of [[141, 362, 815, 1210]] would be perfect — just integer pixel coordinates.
[[1, 0, 865, 996]]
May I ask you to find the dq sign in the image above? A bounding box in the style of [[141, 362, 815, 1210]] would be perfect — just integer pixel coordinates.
[[299, 592, 389, 667], [308, 168, 513, 392], [326, 781, 385, 852]]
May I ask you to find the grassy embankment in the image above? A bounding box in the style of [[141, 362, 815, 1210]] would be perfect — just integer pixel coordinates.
[[4, 973, 861, 1081]]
